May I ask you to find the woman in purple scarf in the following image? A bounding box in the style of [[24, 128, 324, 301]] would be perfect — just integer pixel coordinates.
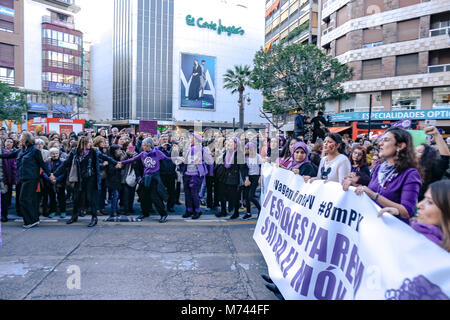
[[180, 133, 213, 220], [343, 128, 422, 223], [286, 142, 317, 177], [217, 136, 248, 219]]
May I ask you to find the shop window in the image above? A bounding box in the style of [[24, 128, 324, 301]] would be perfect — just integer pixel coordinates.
[[392, 89, 421, 110]]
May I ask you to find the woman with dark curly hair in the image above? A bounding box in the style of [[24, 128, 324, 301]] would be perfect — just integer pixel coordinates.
[[343, 127, 422, 223]]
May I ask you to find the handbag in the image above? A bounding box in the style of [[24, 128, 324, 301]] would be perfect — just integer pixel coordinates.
[[68, 159, 78, 183], [125, 165, 137, 187]]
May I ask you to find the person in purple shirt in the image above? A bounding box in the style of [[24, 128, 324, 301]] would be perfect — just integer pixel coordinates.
[[179, 133, 213, 220], [343, 127, 422, 223], [118, 138, 182, 223]]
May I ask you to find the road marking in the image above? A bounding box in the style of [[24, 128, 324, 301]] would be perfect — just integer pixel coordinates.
[[3, 220, 257, 227]]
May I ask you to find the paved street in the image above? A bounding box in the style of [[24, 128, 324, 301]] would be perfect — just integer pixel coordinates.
[[0, 209, 275, 300]]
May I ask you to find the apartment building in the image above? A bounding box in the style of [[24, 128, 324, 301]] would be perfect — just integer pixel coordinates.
[[265, 0, 319, 50], [0, 0, 87, 127], [320, 0, 450, 137]]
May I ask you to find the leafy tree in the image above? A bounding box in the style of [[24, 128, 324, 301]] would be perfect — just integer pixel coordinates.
[[223, 65, 253, 129], [0, 81, 29, 123], [252, 43, 353, 129], [84, 120, 96, 129]]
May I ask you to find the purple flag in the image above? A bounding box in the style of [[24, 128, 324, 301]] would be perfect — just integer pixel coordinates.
[[390, 118, 412, 130]]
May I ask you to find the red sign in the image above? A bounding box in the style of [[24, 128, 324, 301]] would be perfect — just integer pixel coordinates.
[[60, 125, 73, 135]]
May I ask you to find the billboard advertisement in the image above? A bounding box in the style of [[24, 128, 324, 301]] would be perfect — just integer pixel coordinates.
[[180, 53, 216, 110]]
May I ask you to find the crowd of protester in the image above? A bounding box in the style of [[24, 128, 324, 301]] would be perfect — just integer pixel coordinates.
[[0, 117, 449, 256], [262, 119, 450, 299]]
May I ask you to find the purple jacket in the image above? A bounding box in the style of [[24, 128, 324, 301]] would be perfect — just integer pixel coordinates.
[[121, 149, 171, 176], [368, 165, 422, 223], [2, 149, 17, 186]]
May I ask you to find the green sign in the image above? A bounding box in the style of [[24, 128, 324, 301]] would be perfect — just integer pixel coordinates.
[[186, 15, 245, 36]]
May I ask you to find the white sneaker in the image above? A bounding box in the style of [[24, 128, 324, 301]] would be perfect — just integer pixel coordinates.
[[23, 221, 40, 229]]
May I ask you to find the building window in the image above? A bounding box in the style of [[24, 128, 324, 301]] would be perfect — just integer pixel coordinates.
[[396, 53, 418, 76], [362, 58, 382, 79], [433, 87, 450, 109], [340, 92, 383, 113], [335, 36, 348, 56], [399, 0, 420, 8], [336, 5, 348, 28], [0, 67, 14, 84], [363, 27, 383, 45], [392, 89, 421, 110], [397, 18, 419, 42]]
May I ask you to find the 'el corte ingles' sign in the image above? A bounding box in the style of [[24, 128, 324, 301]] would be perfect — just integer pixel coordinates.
[[186, 14, 245, 36]]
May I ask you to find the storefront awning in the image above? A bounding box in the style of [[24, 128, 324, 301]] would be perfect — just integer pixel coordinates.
[[329, 126, 351, 133]]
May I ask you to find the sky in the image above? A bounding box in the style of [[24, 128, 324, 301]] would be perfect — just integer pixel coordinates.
[[75, 0, 113, 43]]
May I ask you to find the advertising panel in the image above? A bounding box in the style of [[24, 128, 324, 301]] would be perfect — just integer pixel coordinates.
[[180, 53, 216, 110]]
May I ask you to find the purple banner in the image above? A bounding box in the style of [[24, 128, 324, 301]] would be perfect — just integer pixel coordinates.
[[48, 82, 81, 94], [390, 118, 412, 130], [139, 121, 158, 135]]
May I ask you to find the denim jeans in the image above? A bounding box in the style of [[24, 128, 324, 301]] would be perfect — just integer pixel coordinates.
[[111, 189, 119, 213]]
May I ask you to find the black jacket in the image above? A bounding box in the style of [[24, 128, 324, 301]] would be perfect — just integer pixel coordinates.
[[158, 145, 176, 176], [220, 152, 248, 186], [0, 145, 51, 181]]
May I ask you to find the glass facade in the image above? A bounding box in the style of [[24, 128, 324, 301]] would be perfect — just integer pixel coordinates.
[[392, 89, 421, 110], [113, 0, 174, 121], [113, 0, 133, 120], [433, 87, 450, 109], [136, 0, 173, 121]]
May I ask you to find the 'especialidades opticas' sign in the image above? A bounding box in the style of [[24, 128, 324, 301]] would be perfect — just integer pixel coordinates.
[[186, 14, 245, 36], [331, 108, 450, 122]]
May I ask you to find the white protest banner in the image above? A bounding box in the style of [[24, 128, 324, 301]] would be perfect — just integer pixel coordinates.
[[254, 164, 450, 300]]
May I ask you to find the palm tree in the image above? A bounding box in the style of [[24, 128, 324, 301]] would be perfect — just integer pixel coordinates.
[[223, 65, 252, 129]]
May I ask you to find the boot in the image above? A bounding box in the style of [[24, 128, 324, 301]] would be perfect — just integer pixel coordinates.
[[88, 216, 98, 227], [66, 215, 78, 224], [229, 212, 239, 219], [182, 211, 192, 218]]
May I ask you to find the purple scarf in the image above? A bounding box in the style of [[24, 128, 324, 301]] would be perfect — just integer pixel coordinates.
[[410, 220, 443, 245], [287, 142, 310, 170]]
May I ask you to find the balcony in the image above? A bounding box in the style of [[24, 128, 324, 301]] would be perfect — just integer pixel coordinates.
[[42, 59, 82, 72], [42, 38, 82, 52], [429, 26, 450, 37], [42, 16, 75, 30], [0, 76, 14, 85], [428, 64, 450, 73]]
